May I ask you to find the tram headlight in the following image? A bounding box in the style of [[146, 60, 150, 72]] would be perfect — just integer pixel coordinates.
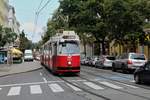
[[68, 61, 71, 65]]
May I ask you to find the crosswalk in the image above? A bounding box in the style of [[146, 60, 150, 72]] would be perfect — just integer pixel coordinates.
[[30, 85, 42, 94], [0, 81, 139, 96]]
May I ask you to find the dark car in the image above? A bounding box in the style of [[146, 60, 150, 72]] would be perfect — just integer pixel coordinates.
[[134, 61, 150, 84]]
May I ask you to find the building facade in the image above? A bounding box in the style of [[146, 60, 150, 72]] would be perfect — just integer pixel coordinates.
[[8, 5, 20, 34], [0, 0, 9, 26], [109, 28, 150, 59]]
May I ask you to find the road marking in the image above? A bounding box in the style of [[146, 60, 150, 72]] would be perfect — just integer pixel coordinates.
[[115, 82, 138, 89], [99, 81, 123, 89], [68, 80, 87, 82], [0, 81, 64, 88], [0, 79, 86, 88], [7, 86, 21, 96], [130, 80, 135, 83], [83, 82, 104, 90], [49, 84, 64, 93], [66, 83, 82, 91], [0, 88, 2, 90], [42, 77, 48, 83], [40, 72, 43, 76], [30, 85, 42, 94]]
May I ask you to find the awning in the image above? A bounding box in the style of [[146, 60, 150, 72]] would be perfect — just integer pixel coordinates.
[[10, 48, 23, 55]]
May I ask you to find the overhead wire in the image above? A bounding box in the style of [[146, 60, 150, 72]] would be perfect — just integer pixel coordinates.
[[32, 0, 53, 42], [36, 0, 45, 12]]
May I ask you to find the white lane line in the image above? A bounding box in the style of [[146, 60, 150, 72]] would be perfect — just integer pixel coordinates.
[[0, 79, 87, 88], [7, 86, 21, 96], [42, 77, 48, 83], [115, 82, 138, 89], [69, 80, 87, 82], [40, 72, 43, 76], [99, 81, 123, 89], [49, 84, 64, 93], [0, 88, 2, 90], [130, 80, 135, 83], [83, 82, 104, 90], [66, 83, 82, 91], [0, 81, 64, 88], [30, 85, 42, 94]]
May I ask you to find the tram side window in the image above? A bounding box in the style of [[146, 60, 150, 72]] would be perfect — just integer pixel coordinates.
[[49, 43, 52, 55], [54, 43, 57, 55], [46, 45, 49, 55], [44, 46, 46, 55]]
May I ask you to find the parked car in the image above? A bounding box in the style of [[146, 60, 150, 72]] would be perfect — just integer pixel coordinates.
[[103, 56, 116, 68], [112, 53, 147, 73], [84, 57, 92, 65], [95, 55, 115, 68], [134, 61, 150, 84], [91, 57, 99, 66], [80, 58, 86, 65], [35, 55, 40, 61], [88, 57, 94, 66], [24, 50, 34, 61]]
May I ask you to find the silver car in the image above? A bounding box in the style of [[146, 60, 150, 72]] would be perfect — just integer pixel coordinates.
[[95, 55, 115, 68], [112, 53, 147, 73]]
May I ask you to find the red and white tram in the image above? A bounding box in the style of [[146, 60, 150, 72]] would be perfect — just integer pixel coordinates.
[[41, 31, 80, 74]]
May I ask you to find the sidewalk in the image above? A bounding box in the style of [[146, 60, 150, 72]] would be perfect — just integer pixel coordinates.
[[0, 61, 42, 77]]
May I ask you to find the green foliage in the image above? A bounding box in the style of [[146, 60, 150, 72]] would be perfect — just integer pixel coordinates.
[[0, 26, 17, 47], [41, 21, 56, 44], [43, 0, 150, 54], [19, 31, 32, 52]]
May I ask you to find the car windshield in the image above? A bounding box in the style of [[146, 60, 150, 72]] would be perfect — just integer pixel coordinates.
[[59, 42, 80, 54], [130, 54, 145, 60]]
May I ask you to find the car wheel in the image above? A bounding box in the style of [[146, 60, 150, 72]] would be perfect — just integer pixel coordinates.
[[134, 74, 141, 84], [112, 64, 116, 72]]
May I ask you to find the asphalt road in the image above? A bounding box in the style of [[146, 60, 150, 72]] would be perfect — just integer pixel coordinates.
[[0, 62, 150, 100]]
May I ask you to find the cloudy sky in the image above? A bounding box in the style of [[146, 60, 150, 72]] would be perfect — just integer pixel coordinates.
[[9, 0, 60, 43]]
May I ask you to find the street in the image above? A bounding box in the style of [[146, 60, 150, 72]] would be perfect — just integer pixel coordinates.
[[0, 62, 149, 100]]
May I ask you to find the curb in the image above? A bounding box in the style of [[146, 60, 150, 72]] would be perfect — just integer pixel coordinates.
[[0, 67, 43, 78]]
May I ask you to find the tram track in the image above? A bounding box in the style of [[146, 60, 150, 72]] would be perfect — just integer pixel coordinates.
[[43, 67, 111, 100], [58, 76, 111, 100], [43, 66, 150, 100], [82, 66, 133, 80], [80, 68, 150, 100], [81, 66, 150, 90]]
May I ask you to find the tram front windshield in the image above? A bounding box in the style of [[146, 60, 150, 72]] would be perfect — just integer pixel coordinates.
[[59, 42, 80, 54]]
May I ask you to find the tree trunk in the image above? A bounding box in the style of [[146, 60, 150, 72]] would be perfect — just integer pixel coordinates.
[[102, 39, 106, 55], [83, 42, 86, 57], [132, 39, 136, 52]]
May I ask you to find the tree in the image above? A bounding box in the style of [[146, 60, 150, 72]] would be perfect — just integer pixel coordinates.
[[0, 26, 17, 47], [106, 0, 146, 52], [19, 31, 32, 52], [41, 20, 56, 44], [44, 0, 150, 54]]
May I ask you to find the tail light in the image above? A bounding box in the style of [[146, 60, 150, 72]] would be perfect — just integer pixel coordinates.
[[127, 60, 132, 64]]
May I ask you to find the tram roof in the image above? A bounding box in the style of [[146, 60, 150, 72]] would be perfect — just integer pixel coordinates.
[[50, 31, 79, 43]]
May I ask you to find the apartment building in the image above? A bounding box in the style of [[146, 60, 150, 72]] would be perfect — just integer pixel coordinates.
[[0, 0, 9, 26]]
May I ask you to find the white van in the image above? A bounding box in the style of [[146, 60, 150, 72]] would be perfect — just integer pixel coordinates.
[[24, 50, 33, 61]]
